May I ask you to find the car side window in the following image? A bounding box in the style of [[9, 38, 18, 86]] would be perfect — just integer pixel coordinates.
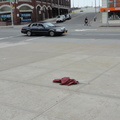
[[31, 23, 37, 27], [37, 24, 44, 28]]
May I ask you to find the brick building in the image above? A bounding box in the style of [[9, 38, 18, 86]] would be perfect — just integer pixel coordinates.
[[108, 0, 120, 19], [0, 0, 71, 25], [100, 0, 120, 24]]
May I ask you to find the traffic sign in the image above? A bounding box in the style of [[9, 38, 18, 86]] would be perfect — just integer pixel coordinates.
[[108, 0, 114, 3], [11, 3, 15, 9], [7, 0, 15, 2]]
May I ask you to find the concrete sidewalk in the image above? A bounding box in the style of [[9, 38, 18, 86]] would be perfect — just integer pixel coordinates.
[[0, 35, 120, 120]]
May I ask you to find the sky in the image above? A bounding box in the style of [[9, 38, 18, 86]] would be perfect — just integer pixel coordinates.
[[71, 0, 102, 7]]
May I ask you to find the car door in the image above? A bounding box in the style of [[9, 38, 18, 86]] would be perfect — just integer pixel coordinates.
[[30, 23, 38, 33], [37, 24, 47, 35]]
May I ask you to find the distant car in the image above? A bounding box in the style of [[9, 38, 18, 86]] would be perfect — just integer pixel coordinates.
[[65, 14, 71, 20], [80, 10, 83, 12], [56, 15, 66, 23], [21, 22, 67, 37]]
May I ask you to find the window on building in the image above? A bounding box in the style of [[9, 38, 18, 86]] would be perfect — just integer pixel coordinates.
[[18, 0, 31, 1], [20, 13, 32, 22], [0, 0, 8, 2], [0, 14, 11, 21]]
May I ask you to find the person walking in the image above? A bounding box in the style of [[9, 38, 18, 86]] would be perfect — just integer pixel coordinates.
[[84, 17, 88, 26]]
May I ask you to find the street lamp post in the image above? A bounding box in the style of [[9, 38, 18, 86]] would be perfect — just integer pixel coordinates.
[[73, 0, 74, 8], [10, 2, 14, 27], [95, 0, 96, 13], [9, 0, 14, 27], [58, 0, 60, 15], [114, 0, 116, 7], [106, 0, 109, 26], [72, 0, 74, 13], [99, 0, 100, 8]]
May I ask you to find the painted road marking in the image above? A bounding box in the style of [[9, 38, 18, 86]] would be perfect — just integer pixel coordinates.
[[0, 36, 45, 48], [0, 36, 14, 40], [0, 35, 21, 41], [75, 29, 97, 32], [0, 42, 28, 48], [25, 38, 40, 41], [75, 29, 120, 32], [25, 36, 46, 41]]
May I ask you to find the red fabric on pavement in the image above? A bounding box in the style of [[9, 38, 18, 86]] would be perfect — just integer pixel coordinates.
[[53, 77, 79, 86]]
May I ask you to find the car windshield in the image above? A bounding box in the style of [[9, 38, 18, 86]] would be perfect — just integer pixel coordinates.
[[43, 23, 55, 28], [28, 23, 32, 27], [57, 15, 61, 18]]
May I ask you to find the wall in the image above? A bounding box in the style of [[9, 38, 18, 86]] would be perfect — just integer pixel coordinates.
[[102, 0, 108, 24]]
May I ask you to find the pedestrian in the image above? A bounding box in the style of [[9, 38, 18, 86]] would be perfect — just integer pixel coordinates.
[[94, 17, 97, 22], [84, 17, 88, 26]]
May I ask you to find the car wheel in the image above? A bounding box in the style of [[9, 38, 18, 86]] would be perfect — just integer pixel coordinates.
[[27, 31, 32, 36], [49, 31, 55, 37]]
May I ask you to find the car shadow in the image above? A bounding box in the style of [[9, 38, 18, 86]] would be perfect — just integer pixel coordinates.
[[21, 34, 66, 37]]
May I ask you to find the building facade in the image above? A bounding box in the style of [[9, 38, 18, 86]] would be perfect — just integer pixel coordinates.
[[0, 0, 71, 25], [100, 0, 120, 24]]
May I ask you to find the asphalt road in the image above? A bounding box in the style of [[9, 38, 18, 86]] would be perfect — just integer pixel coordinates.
[[0, 10, 120, 43]]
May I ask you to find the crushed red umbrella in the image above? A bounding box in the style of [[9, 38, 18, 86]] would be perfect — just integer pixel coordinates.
[[53, 77, 79, 86]]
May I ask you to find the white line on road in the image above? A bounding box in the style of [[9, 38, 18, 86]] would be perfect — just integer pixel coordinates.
[[75, 29, 97, 32], [25, 37, 41, 41], [25, 37, 45, 41], [0, 35, 41, 42], [0, 36, 14, 40], [0, 42, 28, 48], [0, 36, 45, 48], [0, 35, 21, 41]]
